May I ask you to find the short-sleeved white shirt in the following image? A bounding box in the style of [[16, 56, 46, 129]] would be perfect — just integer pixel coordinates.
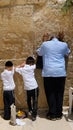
[[1, 68, 15, 91], [15, 64, 38, 90]]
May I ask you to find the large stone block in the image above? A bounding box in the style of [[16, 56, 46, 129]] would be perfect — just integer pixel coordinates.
[[16, 0, 47, 5], [0, 0, 66, 7], [0, 5, 34, 43], [0, 0, 10, 7], [57, 0, 66, 3]]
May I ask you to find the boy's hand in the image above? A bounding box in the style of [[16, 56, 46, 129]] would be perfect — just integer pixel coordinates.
[[20, 62, 25, 67], [15, 62, 25, 68]]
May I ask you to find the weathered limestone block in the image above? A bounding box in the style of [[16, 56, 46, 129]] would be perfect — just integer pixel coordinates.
[[0, 0, 10, 7], [0, 5, 34, 60], [0, 38, 34, 61], [16, 0, 47, 5], [0, 0, 66, 7], [57, 0, 66, 3], [0, 5, 33, 37]]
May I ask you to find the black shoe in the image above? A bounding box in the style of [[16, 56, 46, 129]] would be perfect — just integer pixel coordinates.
[[46, 115, 56, 121], [3, 117, 10, 120], [48, 117, 56, 121], [46, 115, 50, 119], [46, 112, 50, 119], [56, 113, 63, 120], [56, 115, 63, 120], [56, 117, 62, 120], [32, 116, 36, 121]]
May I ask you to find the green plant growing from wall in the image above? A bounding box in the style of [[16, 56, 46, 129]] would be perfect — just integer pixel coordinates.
[[62, 0, 73, 12]]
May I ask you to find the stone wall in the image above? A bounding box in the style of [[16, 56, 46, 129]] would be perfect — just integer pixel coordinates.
[[0, 0, 73, 109]]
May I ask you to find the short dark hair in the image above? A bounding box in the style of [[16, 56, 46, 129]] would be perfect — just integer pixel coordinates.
[[26, 56, 35, 65], [5, 61, 13, 67]]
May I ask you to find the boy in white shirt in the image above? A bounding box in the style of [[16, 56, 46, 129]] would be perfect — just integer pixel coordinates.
[[15, 57, 39, 121], [1, 61, 15, 120]]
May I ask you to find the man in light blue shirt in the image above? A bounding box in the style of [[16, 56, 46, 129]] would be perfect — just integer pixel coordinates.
[[36, 32, 70, 120]]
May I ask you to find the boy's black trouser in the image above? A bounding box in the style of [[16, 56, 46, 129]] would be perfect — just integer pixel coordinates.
[[44, 77, 66, 118], [3, 90, 15, 120], [27, 88, 39, 117]]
